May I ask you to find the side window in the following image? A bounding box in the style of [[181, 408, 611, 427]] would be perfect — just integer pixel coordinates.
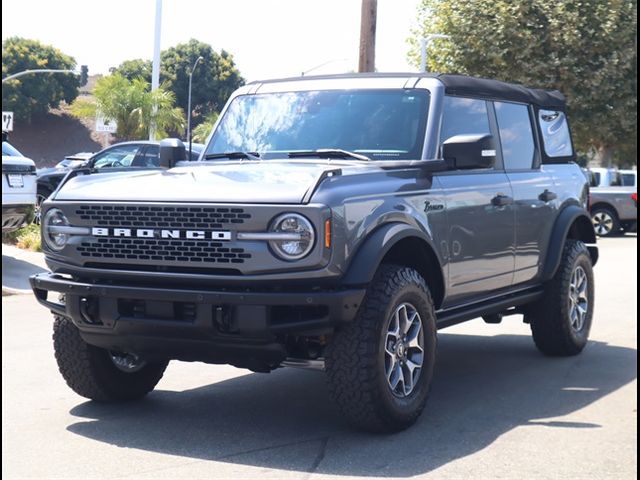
[[133, 145, 159, 167], [622, 173, 636, 187], [439, 96, 490, 144], [92, 145, 143, 169], [495, 102, 535, 170], [610, 172, 622, 187], [538, 110, 573, 157]]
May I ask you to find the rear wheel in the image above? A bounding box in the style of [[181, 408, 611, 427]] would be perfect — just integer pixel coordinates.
[[591, 206, 619, 237], [53, 315, 168, 401], [325, 265, 437, 432], [526, 240, 595, 356]]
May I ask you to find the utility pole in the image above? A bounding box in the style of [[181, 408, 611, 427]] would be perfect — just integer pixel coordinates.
[[358, 0, 377, 72], [149, 0, 162, 140]]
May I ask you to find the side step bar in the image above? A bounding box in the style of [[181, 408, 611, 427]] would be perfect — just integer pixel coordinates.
[[436, 287, 543, 329]]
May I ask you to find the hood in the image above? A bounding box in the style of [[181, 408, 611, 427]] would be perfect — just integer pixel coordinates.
[[2, 155, 35, 168], [54, 161, 363, 204], [37, 166, 69, 177]]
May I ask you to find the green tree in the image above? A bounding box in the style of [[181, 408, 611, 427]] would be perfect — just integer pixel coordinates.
[[112, 39, 244, 132], [192, 111, 219, 143], [2, 37, 80, 121], [409, 0, 637, 166], [160, 39, 243, 122], [111, 58, 152, 82], [70, 73, 184, 141]]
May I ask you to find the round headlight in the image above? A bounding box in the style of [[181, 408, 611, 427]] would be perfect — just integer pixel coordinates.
[[43, 208, 70, 251], [269, 213, 315, 260]]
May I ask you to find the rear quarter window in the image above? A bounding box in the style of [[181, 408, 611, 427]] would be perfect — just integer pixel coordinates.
[[538, 110, 573, 157]]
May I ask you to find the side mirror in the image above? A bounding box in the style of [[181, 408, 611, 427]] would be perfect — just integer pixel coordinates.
[[159, 138, 186, 169], [442, 134, 496, 170]]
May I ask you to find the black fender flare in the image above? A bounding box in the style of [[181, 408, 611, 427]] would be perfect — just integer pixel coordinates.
[[541, 205, 598, 281], [341, 222, 442, 286]]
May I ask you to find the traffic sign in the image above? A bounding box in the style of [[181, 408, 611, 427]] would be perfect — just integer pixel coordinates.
[[2, 111, 14, 132], [96, 116, 117, 133]]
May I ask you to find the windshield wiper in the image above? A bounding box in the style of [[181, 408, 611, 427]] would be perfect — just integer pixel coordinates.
[[287, 149, 370, 161], [204, 151, 261, 161]]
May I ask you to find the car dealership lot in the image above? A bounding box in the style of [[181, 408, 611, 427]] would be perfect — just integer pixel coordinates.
[[2, 236, 637, 480]]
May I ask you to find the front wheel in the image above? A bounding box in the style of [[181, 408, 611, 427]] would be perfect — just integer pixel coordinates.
[[526, 240, 595, 356], [325, 265, 437, 432], [53, 316, 168, 401], [34, 188, 52, 225]]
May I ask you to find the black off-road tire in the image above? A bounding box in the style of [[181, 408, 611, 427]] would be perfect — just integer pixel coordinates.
[[325, 264, 437, 432], [53, 315, 168, 402], [526, 240, 595, 356]]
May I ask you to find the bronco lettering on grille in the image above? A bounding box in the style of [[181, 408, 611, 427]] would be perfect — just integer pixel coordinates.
[[91, 227, 231, 240]]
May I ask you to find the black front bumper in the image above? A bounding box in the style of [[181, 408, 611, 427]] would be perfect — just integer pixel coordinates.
[[30, 273, 365, 367]]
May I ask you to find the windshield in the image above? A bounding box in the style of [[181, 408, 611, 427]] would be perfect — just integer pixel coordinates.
[[2, 141, 23, 157], [207, 89, 430, 160]]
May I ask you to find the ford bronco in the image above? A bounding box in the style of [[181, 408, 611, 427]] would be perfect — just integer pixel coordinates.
[[31, 73, 598, 432]]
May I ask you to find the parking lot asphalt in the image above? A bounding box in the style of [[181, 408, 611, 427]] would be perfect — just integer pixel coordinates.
[[2, 235, 637, 480]]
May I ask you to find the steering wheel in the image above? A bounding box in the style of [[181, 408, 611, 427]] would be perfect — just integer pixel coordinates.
[[110, 160, 124, 167]]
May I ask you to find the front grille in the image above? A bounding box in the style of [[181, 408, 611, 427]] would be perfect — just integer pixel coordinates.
[[2, 164, 36, 174], [77, 238, 252, 264], [75, 205, 251, 229]]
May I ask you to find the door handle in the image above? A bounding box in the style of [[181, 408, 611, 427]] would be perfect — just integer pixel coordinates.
[[539, 189, 557, 202], [492, 194, 514, 207]]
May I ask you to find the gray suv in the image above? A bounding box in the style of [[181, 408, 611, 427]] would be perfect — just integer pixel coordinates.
[[31, 73, 598, 432]]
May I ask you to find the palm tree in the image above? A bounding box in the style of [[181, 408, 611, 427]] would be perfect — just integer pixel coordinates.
[[191, 111, 219, 143], [70, 73, 184, 141]]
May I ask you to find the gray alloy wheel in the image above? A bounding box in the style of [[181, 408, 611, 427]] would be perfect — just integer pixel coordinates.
[[384, 302, 424, 397], [568, 265, 589, 332], [591, 210, 616, 236]]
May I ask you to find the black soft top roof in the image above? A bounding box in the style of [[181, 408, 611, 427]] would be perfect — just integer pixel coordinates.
[[252, 72, 566, 110], [437, 74, 565, 110]]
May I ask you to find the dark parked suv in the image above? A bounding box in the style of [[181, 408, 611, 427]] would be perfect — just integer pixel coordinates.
[[36, 141, 204, 219], [31, 73, 598, 432]]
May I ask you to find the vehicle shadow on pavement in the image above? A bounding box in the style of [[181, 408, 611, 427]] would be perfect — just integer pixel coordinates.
[[66, 332, 637, 477]]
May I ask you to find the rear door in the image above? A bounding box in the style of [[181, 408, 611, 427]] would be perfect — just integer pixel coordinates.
[[494, 101, 557, 285], [437, 96, 515, 305]]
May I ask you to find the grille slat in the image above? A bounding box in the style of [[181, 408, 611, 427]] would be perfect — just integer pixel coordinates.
[[75, 205, 251, 229]]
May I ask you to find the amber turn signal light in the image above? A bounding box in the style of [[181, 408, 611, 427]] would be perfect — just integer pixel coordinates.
[[324, 219, 331, 248]]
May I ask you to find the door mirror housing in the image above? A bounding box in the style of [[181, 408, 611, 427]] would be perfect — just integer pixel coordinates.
[[159, 138, 186, 169], [442, 134, 496, 170]]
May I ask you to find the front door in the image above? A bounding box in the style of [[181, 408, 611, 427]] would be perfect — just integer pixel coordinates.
[[437, 96, 515, 306]]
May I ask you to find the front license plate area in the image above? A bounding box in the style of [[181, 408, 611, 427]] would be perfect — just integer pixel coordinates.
[[7, 174, 24, 188]]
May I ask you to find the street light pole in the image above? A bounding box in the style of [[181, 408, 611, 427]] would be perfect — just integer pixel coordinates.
[[420, 34, 450, 72], [149, 0, 162, 140], [187, 56, 204, 160], [2, 69, 78, 83]]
